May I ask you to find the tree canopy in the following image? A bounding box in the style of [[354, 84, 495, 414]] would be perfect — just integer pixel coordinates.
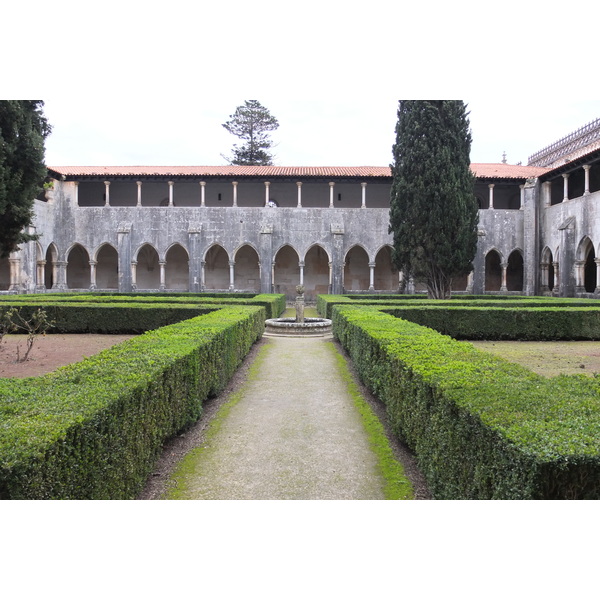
[[389, 100, 478, 299], [0, 100, 51, 258], [222, 100, 279, 165]]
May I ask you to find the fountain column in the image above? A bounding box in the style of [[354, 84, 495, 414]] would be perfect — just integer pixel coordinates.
[[295, 285, 305, 324]]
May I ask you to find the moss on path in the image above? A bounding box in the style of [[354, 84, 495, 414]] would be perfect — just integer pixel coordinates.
[[165, 335, 413, 500]]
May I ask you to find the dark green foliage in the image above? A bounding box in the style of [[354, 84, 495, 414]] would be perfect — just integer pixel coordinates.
[[332, 305, 600, 499], [0, 101, 51, 258], [0, 306, 265, 499], [0, 293, 287, 328], [222, 100, 279, 165], [389, 101, 478, 298]]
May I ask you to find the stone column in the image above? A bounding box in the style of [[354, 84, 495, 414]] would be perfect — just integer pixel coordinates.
[[296, 182, 302, 208], [36, 260, 46, 292], [8, 256, 21, 292], [540, 262, 550, 294], [298, 261, 305, 286], [552, 261, 560, 296], [259, 224, 273, 294], [200, 260, 206, 291], [271, 261, 276, 293], [519, 184, 524, 210], [131, 261, 138, 291], [500, 262, 508, 292], [104, 181, 111, 207], [51, 259, 60, 290], [168, 181, 174, 206], [200, 181, 206, 207], [329, 182, 335, 208], [89, 260, 97, 290], [368, 262, 376, 291], [232, 181, 238, 207], [595, 259, 600, 295], [56, 260, 68, 291], [574, 260, 585, 293], [361, 182, 367, 209], [159, 260, 166, 291], [117, 224, 132, 292], [136, 181, 142, 206], [229, 260, 235, 291], [488, 184, 494, 209], [264, 181, 270, 207], [73, 181, 79, 206], [584, 165, 591, 196], [543, 181, 552, 207], [187, 225, 202, 293], [562, 174, 570, 202]]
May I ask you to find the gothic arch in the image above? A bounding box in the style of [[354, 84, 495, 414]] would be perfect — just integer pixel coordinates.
[[273, 244, 300, 299], [577, 237, 596, 293], [165, 243, 189, 290], [540, 246, 555, 292], [44, 243, 58, 289], [485, 249, 502, 292], [204, 244, 229, 290], [374, 245, 397, 291], [135, 243, 160, 290], [66, 243, 91, 289], [234, 244, 260, 292], [506, 249, 524, 292], [344, 245, 370, 292], [95, 243, 119, 290], [303, 244, 330, 302]]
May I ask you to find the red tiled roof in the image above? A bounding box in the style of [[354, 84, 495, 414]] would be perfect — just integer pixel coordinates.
[[47, 166, 392, 178], [47, 163, 550, 180], [470, 163, 549, 179]]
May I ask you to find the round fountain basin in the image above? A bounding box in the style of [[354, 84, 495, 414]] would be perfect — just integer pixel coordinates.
[[264, 317, 332, 337]]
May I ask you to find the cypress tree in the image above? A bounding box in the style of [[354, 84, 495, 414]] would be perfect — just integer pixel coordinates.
[[389, 100, 478, 299], [0, 100, 51, 258]]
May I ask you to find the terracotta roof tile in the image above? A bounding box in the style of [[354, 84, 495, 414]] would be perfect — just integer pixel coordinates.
[[47, 163, 550, 180], [47, 166, 392, 178]]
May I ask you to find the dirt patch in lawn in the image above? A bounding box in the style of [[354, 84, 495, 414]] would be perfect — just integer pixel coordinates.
[[471, 341, 600, 377], [0, 334, 135, 378]]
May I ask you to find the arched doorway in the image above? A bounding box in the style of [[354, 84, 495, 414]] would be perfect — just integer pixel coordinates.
[[374, 246, 397, 291], [136, 244, 160, 290], [204, 245, 229, 290], [234, 245, 260, 292], [541, 247, 554, 293], [66, 244, 91, 289], [304, 245, 330, 302], [584, 243, 596, 293], [485, 250, 502, 292], [45, 244, 58, 289], [273, 245, 300, 300], [165, 244, 189, 290], [96, 244, 118, 290], [506, 250, 524, 291], [344, 246, 369, 291]]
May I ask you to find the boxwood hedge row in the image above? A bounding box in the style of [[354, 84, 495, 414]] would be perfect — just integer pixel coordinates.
[[332, 305, 600, 499], [0, 306, 265, 499], [0, 293, 286, 320]]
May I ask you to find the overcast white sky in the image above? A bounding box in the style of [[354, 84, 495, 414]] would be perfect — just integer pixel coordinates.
[[3, 0, 598, 592], [3, 1, 599, 170]]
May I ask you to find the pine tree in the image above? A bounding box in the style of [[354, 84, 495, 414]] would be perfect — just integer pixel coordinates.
[[222, 100, 279, 165], [0, 101, 51, 258], [389, 100, 478, 299]]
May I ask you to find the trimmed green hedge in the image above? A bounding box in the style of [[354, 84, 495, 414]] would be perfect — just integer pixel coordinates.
[[0, 306, 265, 499], [0, 293, 286, 320], [332, 304, 600, 499]]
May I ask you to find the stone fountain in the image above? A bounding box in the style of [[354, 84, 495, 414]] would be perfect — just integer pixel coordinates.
[[264, 285, 332, 337]]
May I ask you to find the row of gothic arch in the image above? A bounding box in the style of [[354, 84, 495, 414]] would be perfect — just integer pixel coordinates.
[[2, 238, 598, 296]]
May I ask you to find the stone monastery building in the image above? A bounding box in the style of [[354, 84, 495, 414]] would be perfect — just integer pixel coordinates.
[[2, 118, 600, 301]]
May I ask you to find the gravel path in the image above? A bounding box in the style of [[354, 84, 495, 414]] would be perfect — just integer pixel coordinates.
[[139, 334, 430, 500]]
